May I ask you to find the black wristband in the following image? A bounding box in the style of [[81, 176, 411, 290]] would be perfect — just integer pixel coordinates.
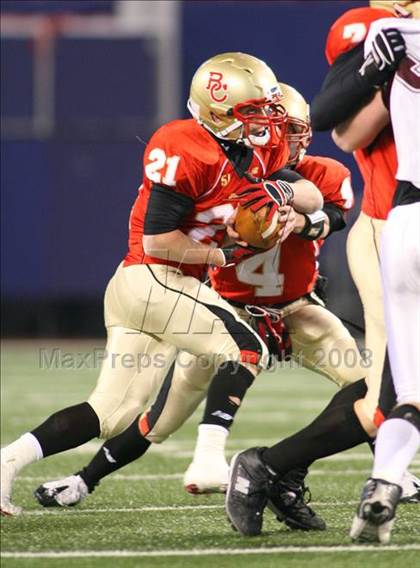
[[299, 210, 326, 240]]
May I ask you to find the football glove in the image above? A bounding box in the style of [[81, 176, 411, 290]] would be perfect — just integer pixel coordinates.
[[220, 244, 262, 266], [232, 180, 294, 222], [359, 28, 406, 87]]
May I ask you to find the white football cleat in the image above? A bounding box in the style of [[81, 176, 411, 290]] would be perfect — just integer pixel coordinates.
[[34, 474, 88, 507], [400, 471, 420, 503], [350, 478, 402, 544], [184, 455, 229, 494], [1, 456, 22, 516]]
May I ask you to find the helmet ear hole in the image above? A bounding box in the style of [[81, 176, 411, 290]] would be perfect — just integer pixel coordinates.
[[210, 111, 222, 124]]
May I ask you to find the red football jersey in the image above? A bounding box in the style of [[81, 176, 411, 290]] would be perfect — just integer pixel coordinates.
[[209, 155, 353, 305], [325, 6, 398, 219], [356, 126, 397, 219], [124, 119, 288, 279]]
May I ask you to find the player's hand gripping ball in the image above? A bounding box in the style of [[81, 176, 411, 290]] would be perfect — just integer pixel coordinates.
[[232, 179, 294, 248]]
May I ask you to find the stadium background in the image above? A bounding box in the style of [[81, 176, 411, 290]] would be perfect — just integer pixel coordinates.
[[2, 0, 366, 338]]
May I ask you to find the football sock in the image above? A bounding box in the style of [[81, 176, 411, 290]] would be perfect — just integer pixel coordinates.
[[372, 418, 420, 485], [31, 402, 100, 458], [262, 379, 371, 476], [189, 424, 229, 464], [1, 433, 43, 473], [201, 362, 254, 429], [78, 417, 151, 491]]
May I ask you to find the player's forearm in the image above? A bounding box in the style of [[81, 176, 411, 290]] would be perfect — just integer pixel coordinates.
[[311, 45, 374, 132], [332, 90, 390, 152], [143, 230, 225, 266], [291, 180, 323, 214]]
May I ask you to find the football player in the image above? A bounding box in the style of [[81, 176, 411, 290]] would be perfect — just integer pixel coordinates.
[[246, 2, 420, 491], [33, 84, 362, 532], [0, 52, 323, 516], [225, 7, 420, 537], [349, 16, 420, 544], [312, 3, 403, 439]]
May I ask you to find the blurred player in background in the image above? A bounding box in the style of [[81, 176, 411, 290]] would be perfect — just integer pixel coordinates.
[[350, 15, 420, 543], [34, 84, 362, 533], [1, 52, 323, 516]]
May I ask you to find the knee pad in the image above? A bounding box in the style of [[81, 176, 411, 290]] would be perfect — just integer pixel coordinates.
[[388, 404, 420, 432]]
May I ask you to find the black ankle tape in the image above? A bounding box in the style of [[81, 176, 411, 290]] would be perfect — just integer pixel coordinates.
[[388, 404, 420, 432]]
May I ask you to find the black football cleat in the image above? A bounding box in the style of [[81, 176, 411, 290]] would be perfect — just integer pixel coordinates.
[[350, 478, 402, 544], [267, 468, 326, 531], [225, 447, 275, 537]]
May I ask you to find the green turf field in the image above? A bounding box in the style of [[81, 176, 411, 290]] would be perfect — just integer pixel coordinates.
[[1, 340, 419, 567]]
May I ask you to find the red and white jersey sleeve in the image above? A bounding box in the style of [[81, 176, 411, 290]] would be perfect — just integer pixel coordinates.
[[209, 154, 354, 305]]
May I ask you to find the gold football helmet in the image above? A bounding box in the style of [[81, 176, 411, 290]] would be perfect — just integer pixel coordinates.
[[278, 83, 312, 165], [187, 52, 287, 147], [370, 1, 419, 18]]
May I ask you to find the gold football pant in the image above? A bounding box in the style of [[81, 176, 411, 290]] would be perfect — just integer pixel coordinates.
[[140, 299, 364, 444], [284, 303, 364, 388], [87, 263, 267, 439], [347, 211, 387, 425]]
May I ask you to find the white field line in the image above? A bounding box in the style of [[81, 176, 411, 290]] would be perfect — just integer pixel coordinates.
[[71, 443, 420, 465], [18, 504, 225, 516], [2, 545, 420, 558], [16, 468, 420, 483], [13, 500, 366, 516]]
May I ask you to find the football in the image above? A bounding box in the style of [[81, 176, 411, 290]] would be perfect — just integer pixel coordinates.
[[234, 205, 285, 249]]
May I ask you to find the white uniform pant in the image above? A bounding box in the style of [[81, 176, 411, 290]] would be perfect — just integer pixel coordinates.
[[380, 203, 420, 404]]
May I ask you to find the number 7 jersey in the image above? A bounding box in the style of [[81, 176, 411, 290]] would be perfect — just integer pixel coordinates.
[[209, 155, 353, 305]]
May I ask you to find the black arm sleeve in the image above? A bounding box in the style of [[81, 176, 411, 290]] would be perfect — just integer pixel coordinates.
[[311, 44, 376, 132], [323, 202, 346, 236], [268, 168, 304, 182], [144, 184, 195, 235]]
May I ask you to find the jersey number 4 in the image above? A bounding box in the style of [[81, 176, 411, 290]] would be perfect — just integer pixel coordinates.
[[145, 148, 181, 186], [236, 246, 284, 297]]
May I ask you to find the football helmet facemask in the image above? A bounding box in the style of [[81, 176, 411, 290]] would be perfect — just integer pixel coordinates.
[[187, 52, 287, 148], [278, 83, 312, 165]]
